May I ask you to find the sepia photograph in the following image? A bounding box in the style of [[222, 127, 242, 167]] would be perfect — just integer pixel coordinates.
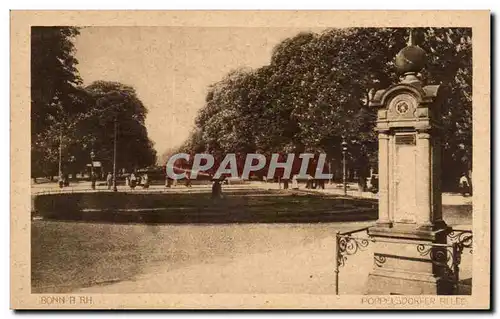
[[10, 10, 490, 309]]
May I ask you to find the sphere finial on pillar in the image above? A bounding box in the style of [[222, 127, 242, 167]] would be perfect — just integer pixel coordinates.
[[395, 28, 427, 78]]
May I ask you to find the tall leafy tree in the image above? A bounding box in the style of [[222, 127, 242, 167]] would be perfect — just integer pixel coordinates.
[[31, 29, 159, 179], [31, 27, 83, 137], [83, 81, 157, 173], [31, 27, 85, 178], [179, 27, 472, 189], [418, 28, 472, 188]]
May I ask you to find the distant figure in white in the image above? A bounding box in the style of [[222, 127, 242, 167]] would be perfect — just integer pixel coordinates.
[[130, 173, 137, 189], [106, 172, 113, 190], [459, 174, 471, 197], [142, 173, 149, 189], [292, 175, 299, 190]]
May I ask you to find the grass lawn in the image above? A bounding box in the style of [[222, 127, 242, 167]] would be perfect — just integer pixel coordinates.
[[34, 189, 377, 223]]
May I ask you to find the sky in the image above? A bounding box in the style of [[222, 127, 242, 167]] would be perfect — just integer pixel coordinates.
[[74, 26, 321, 158]]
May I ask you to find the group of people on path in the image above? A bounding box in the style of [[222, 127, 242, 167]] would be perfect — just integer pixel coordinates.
[[165, 177, 192, 188], [89, 172, 149, 190], [58, 174, 70, 188], [61, 170, 473, 197], [276, 176, 324, 190], [125, 173, 149, 189], [91, 172, 113, 190]]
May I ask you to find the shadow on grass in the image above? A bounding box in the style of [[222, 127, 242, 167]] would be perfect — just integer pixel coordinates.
[[33, 190, 378, 224]]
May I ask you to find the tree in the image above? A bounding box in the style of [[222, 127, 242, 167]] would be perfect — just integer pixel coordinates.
[[31, 27, 85, 179], [181, 27, 472, 188], [418, 28, 472, 189], [31, 27, 83, 137], [83, 81, 157, 173], [31, 29, 159, 180]]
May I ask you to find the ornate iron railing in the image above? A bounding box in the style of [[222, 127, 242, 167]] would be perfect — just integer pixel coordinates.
[[447, 229, 473, 253], [334, 227, 473, 295]]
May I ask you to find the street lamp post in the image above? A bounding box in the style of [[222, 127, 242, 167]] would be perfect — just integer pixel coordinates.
[[68, 155, 75, 182], [58, 129, 63, 188], [90, 150, 95, 177], [90, 150, 96, 190], [342, 138, 348, 196], [328, 160, 333, 185], [112, 117, 118, 192]]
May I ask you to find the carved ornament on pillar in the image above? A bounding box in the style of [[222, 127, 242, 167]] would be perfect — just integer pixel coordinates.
[[387, 93, 418, 120]]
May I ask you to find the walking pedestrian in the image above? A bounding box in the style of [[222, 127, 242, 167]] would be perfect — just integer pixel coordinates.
[[91, 172, 97, 190], [318, 179, 325, 190], [292, 175, 299, 190], [283, 178, 289, 190], [58, 173, 64, 188], [459, 174, 470, 197], [130, 173, 137, 189], [106, 172, 113, 190], [211, 178, 223, 199]]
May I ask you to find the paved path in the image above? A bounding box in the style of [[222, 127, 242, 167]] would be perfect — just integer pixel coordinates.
[[70, 221, 472, 295]]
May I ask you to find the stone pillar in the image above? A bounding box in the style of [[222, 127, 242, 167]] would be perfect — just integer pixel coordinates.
[[388, 134, 396, 222], [366, 34, 451, 295], [377, 131, 391, 226], [416, 130, 432, 227]]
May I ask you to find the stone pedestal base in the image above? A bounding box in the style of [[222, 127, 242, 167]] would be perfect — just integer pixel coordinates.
[[367, 269, 454, 295], [366, 224, 454, 295]]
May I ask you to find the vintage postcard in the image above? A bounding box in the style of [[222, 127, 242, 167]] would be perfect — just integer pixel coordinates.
[[11, 10, 490, 309]]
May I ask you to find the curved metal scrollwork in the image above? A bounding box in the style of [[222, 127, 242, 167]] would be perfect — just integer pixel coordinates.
[[337, 235, 370, 268], [417, 243, 459, 286], [334, 228, 472, 295], [417, 244, 453, 266], [448, 230, 473, 254]]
